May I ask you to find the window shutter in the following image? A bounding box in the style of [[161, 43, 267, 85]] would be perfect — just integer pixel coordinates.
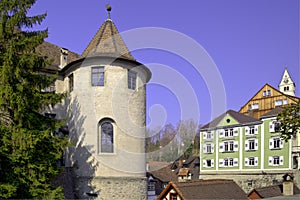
[[233, 158, 238, 167], [245, 141, 249, 151], [280, 156, 284, 166], [211, 159, 214, 167], [255, 126, 258, 134], [245, 127, 249, 136], [268, 157, 273, 166], [255, 139, 258, 150], [269, 122, 274, 132], [219, 159, 224, 167], [203, 132, 207, 139], [255, 157, 259, 166], [245, 158, 248, 166], [211, 144, 214, 153], [234, 141, 238, 151], [203, 145, 207, 153], [234, 128, 238, 136], [219, 142, 224, 152], [280, 140, 284, 148], [211, 132, 214, 139], [269, 138, 273, 149], [219, 130, 224, 138], [203, 160, 207, 168]]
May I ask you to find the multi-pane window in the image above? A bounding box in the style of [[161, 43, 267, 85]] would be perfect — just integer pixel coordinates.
[[275, 100, 283, 106], [92, 67, 104, 86], [147, 182, 155, 191], [245, 157, 258, 166], [220, 158, 238, 167], [220, 141, 238, 152], [128, 70, 137, 90], [269, 156, 284, 166], [203, 143, 214, 154], [245, 139, 258, 151], [269, 137, 283, 149], [245, 125, 258, 136], [207, 132, 212, 139], [100, 121, 114, 153]]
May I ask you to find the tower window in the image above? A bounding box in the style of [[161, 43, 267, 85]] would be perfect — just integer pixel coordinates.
[[69, 74, 74, 92], [128, 70, 137, 90], [99, 120, 114, 153], [92, 67, 104, 86]]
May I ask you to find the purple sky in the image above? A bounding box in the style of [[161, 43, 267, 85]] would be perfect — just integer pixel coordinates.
[[29, 0, 299, 128]]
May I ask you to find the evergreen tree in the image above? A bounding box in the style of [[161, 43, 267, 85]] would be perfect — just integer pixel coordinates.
[[0, 0, 68, 198]]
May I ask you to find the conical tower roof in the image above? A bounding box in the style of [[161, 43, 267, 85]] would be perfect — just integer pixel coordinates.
[[82, 9, 135, 61]]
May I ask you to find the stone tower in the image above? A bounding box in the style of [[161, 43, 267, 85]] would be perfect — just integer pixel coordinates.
[[57, 6, 151, 199], [279, 68, 295, 96]]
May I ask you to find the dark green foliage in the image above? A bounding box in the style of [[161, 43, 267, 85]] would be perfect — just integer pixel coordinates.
[[277, 100, 300, 141], [0, 0, 68, 198]]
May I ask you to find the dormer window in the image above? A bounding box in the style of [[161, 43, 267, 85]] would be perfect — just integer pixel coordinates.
[[92, 67, 104, 86]]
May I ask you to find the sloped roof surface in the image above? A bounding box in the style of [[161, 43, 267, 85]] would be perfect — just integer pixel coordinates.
[[158, 180, 247, 199], [202, 109, 261, 129], [251, 184, 300, 198], [260, 107, 284, 119], [178, 168, 190, 176], [82, 19, 135, 61], [37, 41, 81, 68], [149, 164, 177, 182]]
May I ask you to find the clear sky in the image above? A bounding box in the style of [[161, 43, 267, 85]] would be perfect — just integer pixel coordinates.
[[29, 0, 299, 128]]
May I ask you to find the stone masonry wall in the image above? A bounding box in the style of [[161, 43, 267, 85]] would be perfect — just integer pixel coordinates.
[[74, 176, 147, 200], [200, 173, 287, 194]]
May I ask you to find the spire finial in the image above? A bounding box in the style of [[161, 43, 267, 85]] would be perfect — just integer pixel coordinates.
[[106, 4, 112, 19]]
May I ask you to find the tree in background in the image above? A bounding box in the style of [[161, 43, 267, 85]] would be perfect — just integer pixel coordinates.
[[146, 119, 199, 162], [0, 0, 68, 198], [277, 100, 300, 141]]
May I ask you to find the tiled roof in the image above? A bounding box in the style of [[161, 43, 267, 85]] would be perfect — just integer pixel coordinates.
[[260, 107, 284, 119], [201, 109, 261, 129], [158, 179, 247, 199], [82, 19, 135, 61], [149, 164, 177, 183], [147, 161, 170, 172], [36, 41, 81, 69], [250, 184, 300, 198]]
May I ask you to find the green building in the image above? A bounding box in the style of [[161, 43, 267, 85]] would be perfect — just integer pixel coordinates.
[[199, 109, 292, 192]]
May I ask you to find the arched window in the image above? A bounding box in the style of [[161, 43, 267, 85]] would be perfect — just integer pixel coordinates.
[[99, 120, 114, 153]]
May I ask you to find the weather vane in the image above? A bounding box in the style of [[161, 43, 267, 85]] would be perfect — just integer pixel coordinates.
[[106, 4, 112, 19]]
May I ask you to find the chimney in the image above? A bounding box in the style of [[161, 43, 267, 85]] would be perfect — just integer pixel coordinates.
[[59, 48, 68, 69], [282, 173, 294, 196]]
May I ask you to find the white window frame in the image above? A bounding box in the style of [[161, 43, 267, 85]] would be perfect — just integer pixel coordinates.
[[245, 157, 258, 166], [203, 143, 214, 154], [204, 131, 213, 140], [252, 103, 259, 110], [203, 159, 214, 168], [220, 141, 238, 152], [220, 158, 238, 168], [269, 137, 283, 150], [275, 99, 283, 106], [245, 125, 258, 136], [245, 139, 258, 151], [268, 156, 284, 166]]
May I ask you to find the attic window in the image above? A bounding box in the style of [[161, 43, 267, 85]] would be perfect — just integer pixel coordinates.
[[226, 119, 230, 123]]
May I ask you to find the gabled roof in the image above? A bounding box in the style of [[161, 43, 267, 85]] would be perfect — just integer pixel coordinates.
[[82, 19, 135, 61], [239, 83, 300, 112], [201, 109, 261, 130], [248, 184, 300, 198], [157, 180, 247, 200]]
